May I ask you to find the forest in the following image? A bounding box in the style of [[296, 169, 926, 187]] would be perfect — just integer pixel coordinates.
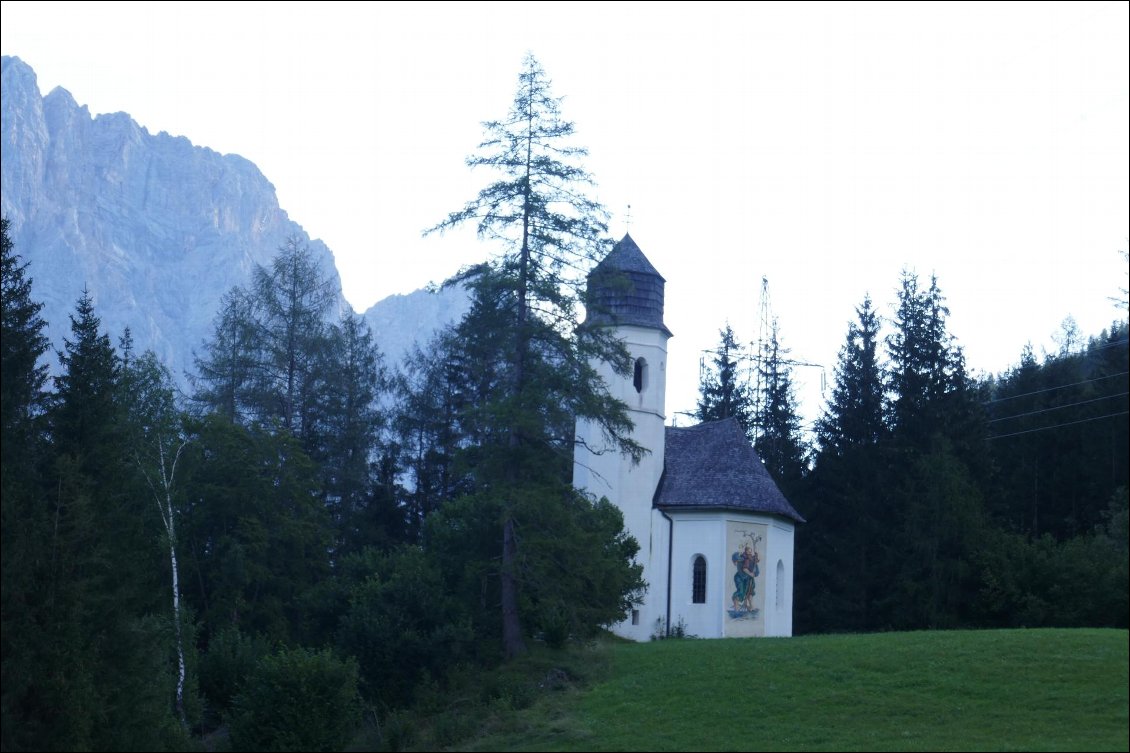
[[2, 54, 1127, 751], [697, 282, 1127, 635]]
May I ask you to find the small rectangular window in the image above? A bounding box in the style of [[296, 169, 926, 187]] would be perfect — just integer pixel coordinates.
[[631, 609, 640, 625]]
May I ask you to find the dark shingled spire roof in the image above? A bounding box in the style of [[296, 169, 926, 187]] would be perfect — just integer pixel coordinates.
[[584, 233, 672, 336], [654, 418, 805, 522]]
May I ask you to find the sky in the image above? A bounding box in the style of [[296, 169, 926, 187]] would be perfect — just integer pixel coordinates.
[[3, 1, 1128, 431]]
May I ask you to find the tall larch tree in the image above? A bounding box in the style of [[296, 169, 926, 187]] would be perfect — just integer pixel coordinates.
[[248, 236, 338, 438], [317, 310, 387, 554], [426, 54, 644, 658]]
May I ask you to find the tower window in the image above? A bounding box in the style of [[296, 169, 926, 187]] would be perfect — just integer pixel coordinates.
[[692, 555, 707, 604], [633, 357, 648, 393]]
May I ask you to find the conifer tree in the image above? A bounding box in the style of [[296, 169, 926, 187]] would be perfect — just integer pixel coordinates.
[[38, 292, 177, 748], [179, 415, 331, 643], [1, 218, 55, 750], [881, 271, 987, 628], [754, 319, 807, 490], [696, 324, 755, 438], [886, 271, 960, 448], [317, 311, 387, 553], [798, 298, 888, 633], [248, 236, 337, 437], [1, 217, 49, 455], [193, 287, 258, 422], [194, 238, 388, 545], [393, 334, 476, 538], [426, 54, 643, 657], [815, 295, 885, 457]]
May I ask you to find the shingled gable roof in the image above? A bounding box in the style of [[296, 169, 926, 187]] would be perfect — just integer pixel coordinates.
[[654, 417, 805, 522]]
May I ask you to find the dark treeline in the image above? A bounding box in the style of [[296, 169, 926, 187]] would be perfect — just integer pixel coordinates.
[[0, 219, 641, 750], [1, 54, 647, 751], [697, 272, 1128, 635]]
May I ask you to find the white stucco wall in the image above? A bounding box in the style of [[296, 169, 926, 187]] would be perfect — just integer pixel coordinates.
[[763, 521, 795, 637], [665, 515, 725, 638], [573, 324, 669, 642], [665, 511, 796, 639]]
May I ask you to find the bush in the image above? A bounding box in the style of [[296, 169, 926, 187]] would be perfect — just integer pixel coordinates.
[[199, 627, 271, 715], [228, 646, 361, 752], [336, 546, 475, 707], [539, 601, 572, 649]]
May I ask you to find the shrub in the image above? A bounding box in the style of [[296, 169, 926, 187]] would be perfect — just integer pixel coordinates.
[[199, 626, 270, 715], [228, 646, 361, 752]]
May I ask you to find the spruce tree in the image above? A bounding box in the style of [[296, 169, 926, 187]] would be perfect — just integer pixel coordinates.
[[754, 319, 807, 491], [696, 324, 755, 438], [798, 296, 889, 632], [41, 292, 177, 748], [1, 217, 49, 455], [52, 289, 123, 481], [886, 271, 958, 448], [0, 217, 55, 750], [882, 271, 987, 629], [815, 295, 885, 457]]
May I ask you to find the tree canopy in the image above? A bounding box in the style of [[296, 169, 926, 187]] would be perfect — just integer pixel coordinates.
[[426, 54, 644, 658]]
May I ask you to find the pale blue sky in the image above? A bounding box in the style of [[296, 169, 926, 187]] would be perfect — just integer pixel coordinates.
[[3, 1, 1127, 429]]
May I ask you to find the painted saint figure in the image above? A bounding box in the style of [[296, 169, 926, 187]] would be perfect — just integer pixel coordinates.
[[731, 545, 760, 611]]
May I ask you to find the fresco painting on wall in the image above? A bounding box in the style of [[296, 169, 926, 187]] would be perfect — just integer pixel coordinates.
[[725, 522, 767, 637]]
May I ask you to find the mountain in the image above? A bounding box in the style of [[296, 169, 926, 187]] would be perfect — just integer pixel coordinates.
[[362, 284, 471, 368], [1, 55, 465, 388]]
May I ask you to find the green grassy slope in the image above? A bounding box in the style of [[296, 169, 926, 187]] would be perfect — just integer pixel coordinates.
[[460, 629, 1128, 752]]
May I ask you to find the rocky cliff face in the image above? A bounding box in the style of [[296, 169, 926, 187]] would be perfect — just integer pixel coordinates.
[[1, 55, 465, 385]]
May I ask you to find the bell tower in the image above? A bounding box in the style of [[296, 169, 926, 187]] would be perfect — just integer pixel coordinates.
[[573, 233, 672, 640]]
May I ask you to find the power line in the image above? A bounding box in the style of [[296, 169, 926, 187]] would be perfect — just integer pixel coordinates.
[[1077, 337, 1130, 353], [987, 410, 1129, 440], [987, 391, 1129, 423], [984, 371, 1129, 404]]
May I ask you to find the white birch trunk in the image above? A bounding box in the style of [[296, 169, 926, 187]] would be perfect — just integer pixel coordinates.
[[142, 437, 189, 730]]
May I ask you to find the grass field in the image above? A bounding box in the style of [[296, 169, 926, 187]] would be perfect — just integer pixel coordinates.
[[421, 629, 1129, 752]]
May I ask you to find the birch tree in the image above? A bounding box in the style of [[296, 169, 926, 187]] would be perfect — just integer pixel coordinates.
[[122, 351, 191, 729]]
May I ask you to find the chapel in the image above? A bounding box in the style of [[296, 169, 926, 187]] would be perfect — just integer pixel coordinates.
[[573, 234, 805, 640]]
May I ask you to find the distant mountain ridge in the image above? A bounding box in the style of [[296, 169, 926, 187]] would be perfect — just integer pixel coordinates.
[[0, 55, 466, 387]]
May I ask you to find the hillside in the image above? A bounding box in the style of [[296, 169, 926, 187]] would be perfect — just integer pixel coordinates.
[[393, 629, 1130, 752]]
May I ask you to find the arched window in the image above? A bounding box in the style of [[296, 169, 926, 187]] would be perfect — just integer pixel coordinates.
[[692, 555, 707, 604], [633, 357, 648, 393], [776, 559, 785, 610]]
